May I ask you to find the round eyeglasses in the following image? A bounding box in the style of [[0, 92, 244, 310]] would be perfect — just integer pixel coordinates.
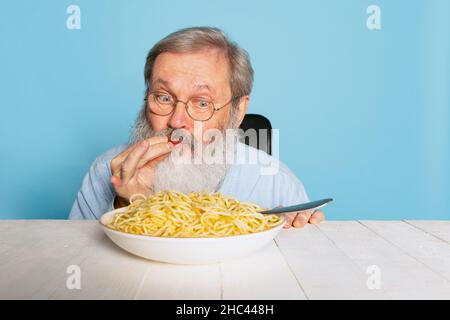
[[145, 92, 239, 121]]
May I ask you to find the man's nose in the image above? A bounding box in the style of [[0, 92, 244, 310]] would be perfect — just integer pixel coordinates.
[[168, 101, 189, 129]]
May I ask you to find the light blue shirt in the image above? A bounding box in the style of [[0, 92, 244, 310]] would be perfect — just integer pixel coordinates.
[[69, 142, 309, 220]]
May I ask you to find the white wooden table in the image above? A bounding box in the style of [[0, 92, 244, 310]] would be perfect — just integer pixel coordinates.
[[1, 220, 449, 299]]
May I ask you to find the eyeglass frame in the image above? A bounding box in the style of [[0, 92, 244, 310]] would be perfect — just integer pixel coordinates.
[[144, 91, 241, 122]]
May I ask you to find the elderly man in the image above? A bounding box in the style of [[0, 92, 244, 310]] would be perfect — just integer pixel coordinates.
[[69, 27, 325, 228]]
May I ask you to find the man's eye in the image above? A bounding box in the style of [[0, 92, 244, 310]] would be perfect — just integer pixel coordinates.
[[157, 95, 172, 103], [193, 99, 211, 109]]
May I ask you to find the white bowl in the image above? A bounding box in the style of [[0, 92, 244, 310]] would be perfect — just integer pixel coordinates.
[[99, 208, 285, 265]]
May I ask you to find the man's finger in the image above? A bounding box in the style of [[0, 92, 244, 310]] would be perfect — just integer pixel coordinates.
[[136, 142, 173, 169], [283, 213, 297, 229], [309, 210, 325, 224], [145, 152, 171, 168], [111, 136, 168, 173], [111, 175, 122, 188], [293, 212, 311, 228], [120, 140, 150, 184]]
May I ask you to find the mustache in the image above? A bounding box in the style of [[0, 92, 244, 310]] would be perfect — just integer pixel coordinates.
[[153, 127, 175, 138], [153, 128, 196, 146]]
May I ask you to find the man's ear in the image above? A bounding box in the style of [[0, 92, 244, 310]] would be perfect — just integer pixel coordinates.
[[234, 95, 249, 128]]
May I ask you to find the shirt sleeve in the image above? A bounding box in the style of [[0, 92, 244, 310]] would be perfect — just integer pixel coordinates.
[[68, 157, 115, 220]]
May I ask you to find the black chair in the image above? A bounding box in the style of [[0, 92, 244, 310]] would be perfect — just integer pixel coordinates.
[[238, 114, 272, 155]]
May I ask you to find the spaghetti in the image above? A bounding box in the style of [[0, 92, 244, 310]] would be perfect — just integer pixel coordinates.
[[107, 190, 283, 238]]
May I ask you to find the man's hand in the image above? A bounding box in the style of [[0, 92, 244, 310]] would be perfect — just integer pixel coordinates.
[[110, 136, 173, 207], [283, 210, 325, 228]]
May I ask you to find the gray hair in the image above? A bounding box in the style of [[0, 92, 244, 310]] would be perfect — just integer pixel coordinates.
[[143, 26, 254, 104]]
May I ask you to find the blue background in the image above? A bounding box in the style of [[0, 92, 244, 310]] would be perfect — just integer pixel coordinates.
[[1, 0, 449, 219]]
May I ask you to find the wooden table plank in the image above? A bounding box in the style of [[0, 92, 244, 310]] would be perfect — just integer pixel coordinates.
[[275, 223, 388, 299], [134, 263, 221, 300], [220, 241, 306, 300], [361, 221, 450, 285], [0, 221, 151, 299], [0, 221, 100, 299], [318, 221, 450, 299], [48, 228, 151, 299], [404, 220, 450, 244]]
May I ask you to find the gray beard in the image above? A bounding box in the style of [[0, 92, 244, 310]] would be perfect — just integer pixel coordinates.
[[130, 108, 240, 194]]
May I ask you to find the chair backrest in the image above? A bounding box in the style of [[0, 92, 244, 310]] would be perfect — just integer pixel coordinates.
[[238, 113, 272, 155]]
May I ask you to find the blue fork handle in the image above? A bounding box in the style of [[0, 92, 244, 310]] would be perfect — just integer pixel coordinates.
[[258, 198, 333, 214]]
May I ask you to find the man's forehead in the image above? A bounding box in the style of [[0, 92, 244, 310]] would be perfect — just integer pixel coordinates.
[[152, 77, 216, 93], [153, 50, 229, 77], [151, 51, 230, 95]]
